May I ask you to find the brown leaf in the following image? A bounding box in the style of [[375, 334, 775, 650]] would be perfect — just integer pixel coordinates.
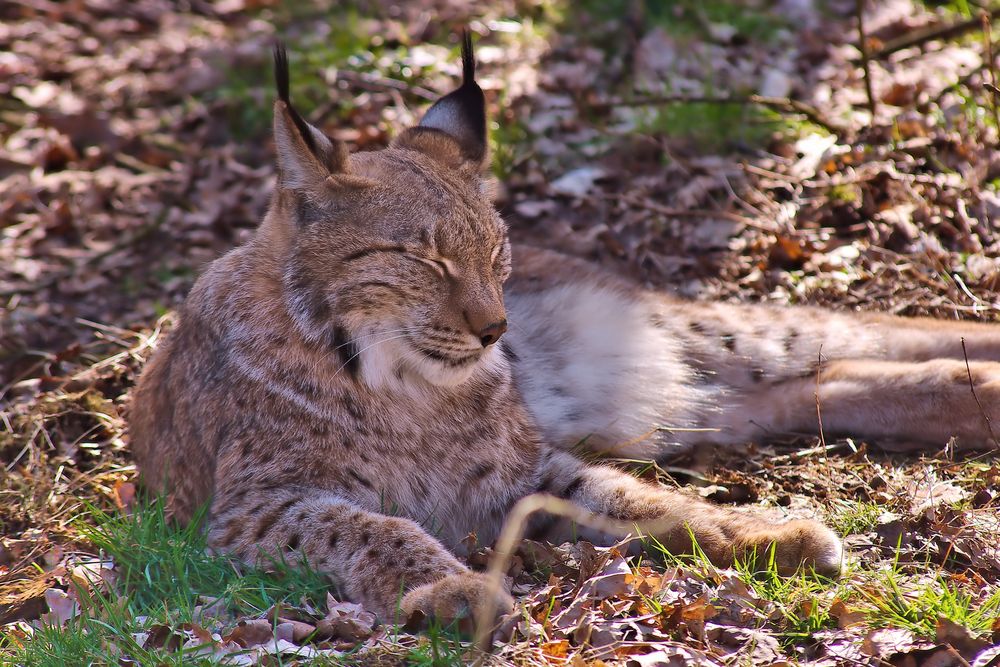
[[937, 617, 991, 660], [679, 595, 718, 624], [316, 595, 377, 641], [624, 644, 722, 666], [224, 618, 276, 648], [113, 481, 137, 513], [769, 235, 810, 269], [861, 627, 935, 658], [706, 623, 783, 664], [542, 639, 570, 659], [38, 110, 121, 151], [69, 558, 116, 593], [142, 624, 182, 651], [829, 598, 866, 628], [276, 618, 316, 643], [577, 554, 631, 599]]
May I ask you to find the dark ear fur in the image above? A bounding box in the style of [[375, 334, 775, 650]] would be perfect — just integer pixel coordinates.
[[272, 42, 349, 189], [393, 31, 488, 170]]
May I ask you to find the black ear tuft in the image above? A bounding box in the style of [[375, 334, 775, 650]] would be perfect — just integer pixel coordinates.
[[416, 30, 487, 164], [274, 41, 291, 104], [273, 41, 317, 154], [461, 29, 475, 86]]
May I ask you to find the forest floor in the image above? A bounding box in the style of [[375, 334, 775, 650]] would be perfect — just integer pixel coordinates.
[[2, 0, 1000, 665]]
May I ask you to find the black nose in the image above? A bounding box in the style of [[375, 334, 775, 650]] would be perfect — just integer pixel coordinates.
[[479, 320, 508, 347]]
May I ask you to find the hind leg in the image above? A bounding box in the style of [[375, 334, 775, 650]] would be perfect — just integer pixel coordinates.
[[859, 313, 1000, 363], [716, 358, 1000, 449]]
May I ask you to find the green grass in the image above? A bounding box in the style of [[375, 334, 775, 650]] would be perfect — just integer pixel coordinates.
[[3, 499, 476, 666], [733, 546, 845, 643], [490, 107, 530, 180], [403, 624, 469, 667], [212, 2, 458, 141], [638, 531, 843, 644], [82, 500, 331, 617], [638, 523, 999, 649], [4, 500, 332, 665], [826, 499, 885, 537], [640, 100, 797, 153], [214, 9, 373, 141], [919, 0, 975, 17], [859, 563, 1000, 637]]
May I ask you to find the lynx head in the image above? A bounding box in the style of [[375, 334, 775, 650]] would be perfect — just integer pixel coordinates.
[[264, 34, 510, 390]]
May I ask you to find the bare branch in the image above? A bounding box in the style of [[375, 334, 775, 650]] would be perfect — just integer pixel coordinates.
[[871, 7, 1000, 59], [856, 0, 878, 120], [961, 337, 1000, 449]]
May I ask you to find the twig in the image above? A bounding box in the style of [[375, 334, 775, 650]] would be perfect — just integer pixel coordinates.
[[332, 69, 438, 101], [856, 0, 878, 120], [550, 94, 847, 137], [113, 153, 169, 174], [982, 11, 1000, 132], [953, 272, 986, 314], [471, 494, 680, 658], [960, 337, 1000, 449], [592, 192, 754, 225], [814, 344, 827, 453], [871, 7, 1000, 59], [769, 441, 851, 465]]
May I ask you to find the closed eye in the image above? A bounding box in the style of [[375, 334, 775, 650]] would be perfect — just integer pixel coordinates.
[[341, 245, 408, 263], [406, 254, 453, 278], [341, 245, 454, 277]]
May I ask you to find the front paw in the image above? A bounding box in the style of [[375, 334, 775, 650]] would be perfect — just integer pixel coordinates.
[[400, 571, 514, 631], [743, 519, 843, 577]]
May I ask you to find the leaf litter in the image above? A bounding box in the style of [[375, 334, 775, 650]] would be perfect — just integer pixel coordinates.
[[3, 0, 1000, 664]]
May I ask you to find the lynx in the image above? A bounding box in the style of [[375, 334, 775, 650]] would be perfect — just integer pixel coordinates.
[[130, 35, 1000, 626]]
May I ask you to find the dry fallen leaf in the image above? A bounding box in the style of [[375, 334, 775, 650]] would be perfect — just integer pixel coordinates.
[[861, 627, 936, 658], [936, 617, 991, 660], [113, 481, 137, 513], [40, 588, 79, 625], [224, 618, 276, 648], [315, 594, 377, 641], [625, 643, 723, 667], [829, 598, 867, 629], [541, 638, 571, 659]]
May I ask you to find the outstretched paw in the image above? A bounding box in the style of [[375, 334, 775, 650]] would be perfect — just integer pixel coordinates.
[[400, 571, 514, 633], [744, 519, 843, 577]]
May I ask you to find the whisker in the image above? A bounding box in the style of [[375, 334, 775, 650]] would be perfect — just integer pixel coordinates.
[[310, 328, 420, 380], [331, 333, 414, 379], [329, 327, 421, 354]]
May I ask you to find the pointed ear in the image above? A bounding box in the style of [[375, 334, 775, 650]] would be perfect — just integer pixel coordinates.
[[272, 43, 349, 190], [393, 31, 488, 172]]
